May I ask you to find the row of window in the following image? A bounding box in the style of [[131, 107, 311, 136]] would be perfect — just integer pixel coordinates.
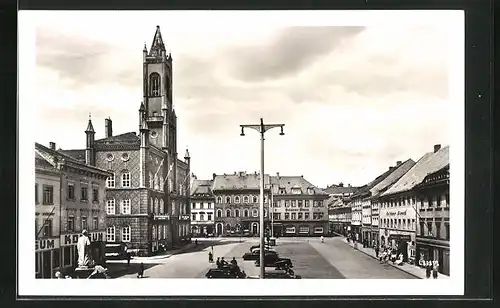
[[380, 218, 416, 231], [216, 208, 264, 218], [106, 199, 133, 215], [35, 184, 54, 205], [191, 202, 213, 209], [380, 194, 450, 209], [35, 216, 100, 237], [192, 213, 213, 221], [419, 220, 450, 240], [35, 183, 102, 205], [106, 226, 130, 242], [106, 172, 131, 188], [275, 199, 324, 208], [216, 195, 267, 204]]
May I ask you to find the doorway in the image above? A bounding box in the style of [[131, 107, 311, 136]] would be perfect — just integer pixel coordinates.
[[252, 223, 258, 235]]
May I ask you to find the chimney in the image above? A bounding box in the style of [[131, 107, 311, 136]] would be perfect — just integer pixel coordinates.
[[348, 184, 352, 187], [212, 173, 216, 180], [276, 172, 280, 178], [49, 142, 56, 150], [396, 161, 402, 166], [339, 182, 344, 187], [105, 118, 113, 138], [389, 166, 395, 170], [434, 144, 441, 153]]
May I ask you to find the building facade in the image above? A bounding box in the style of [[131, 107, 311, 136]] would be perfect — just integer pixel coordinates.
[[61, 26, 191, 256], [213, 172, 271, 236], [190, 178, 215, 236], [379, 144, 449, 263], [324, 183, 358, 234], [270, 174, 330, 237], [414, 164, 450, 275], [35, 142, 110, 278]]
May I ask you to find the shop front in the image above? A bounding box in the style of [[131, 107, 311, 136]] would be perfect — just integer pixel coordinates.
[[59, 230, 106, 272], [387, 233, 415, 263], [416, 237, 450, 275], [35, 237, 60, 279]]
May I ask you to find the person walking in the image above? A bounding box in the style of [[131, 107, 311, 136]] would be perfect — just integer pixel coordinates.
[[432, 261, 439, 279], [208, 251, 213, 263], [127, 253, 131, 267], [425, 262, 432, 279], [137, 262, 145, 278], [375, 245, 380, 258], [216, 257, 221, 269]]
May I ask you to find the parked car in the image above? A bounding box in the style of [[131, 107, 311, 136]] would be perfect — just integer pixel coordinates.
[[205, 267, 247, 279], [242, 250, 278, 261], [255, 256, 293, 268], [249, 244, 271, 251], [247, 269, 301, 279]]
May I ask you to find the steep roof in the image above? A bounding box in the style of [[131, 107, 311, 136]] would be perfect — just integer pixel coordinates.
[[323, 184, 359, 195], [382, 146, 449, 196], [270, 175, 328, 196], [369, 159, 415, 197], [191, 179, 214, 196], [212, 172, 270, 191], [35, 150, 60, 173], [95, 132, 139, 144], [58, 149, 86, 162]]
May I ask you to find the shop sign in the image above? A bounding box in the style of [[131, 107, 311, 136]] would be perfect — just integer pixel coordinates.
[[386, 210, 408, 216], [180, 215, 190, 220], [388, 234, 411, 242], [154, 214, 170, 220], [60, 231, 105, 246], [285, 208, 300, 212], [35, 238, 60, 252]]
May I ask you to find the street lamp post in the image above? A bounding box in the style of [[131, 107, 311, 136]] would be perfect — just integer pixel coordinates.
[[240, 118, 285, 279], [270, 184, 274, 238]]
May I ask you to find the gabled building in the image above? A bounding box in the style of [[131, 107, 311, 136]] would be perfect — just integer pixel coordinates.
[[212, 171, 271, 236], [35, 142, 111, 278], [325, 183, 358, 235], [190, 178, 215, 237], [60, 26, 192, 256], [379, 144, 449, 263], [270, 174, 330, 237], [414, 163, 450, 275]]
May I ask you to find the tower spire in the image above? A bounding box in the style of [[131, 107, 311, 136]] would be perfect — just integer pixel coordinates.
[[85, 113, 95, 133], [149, 25, 166, 57]]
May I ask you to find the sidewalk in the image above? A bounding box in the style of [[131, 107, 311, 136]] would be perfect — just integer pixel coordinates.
[[332, 232, 449, 280], [107, 243, 196, 264]]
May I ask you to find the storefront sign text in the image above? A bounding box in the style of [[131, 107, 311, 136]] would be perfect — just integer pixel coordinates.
[[35, 238, 60, 251], [386, 210, 408, 216], [180, 215, 190, 220], [285, 208, 300, 212], [60, 231, 105, 246]]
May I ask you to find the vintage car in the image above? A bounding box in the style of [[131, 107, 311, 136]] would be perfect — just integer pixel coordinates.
[[255, 256, 293, 268], [242, 249, 278, 261], [205, 267, 247, 279], [247, 269, 301, 279], [249, 244, 271, 251]]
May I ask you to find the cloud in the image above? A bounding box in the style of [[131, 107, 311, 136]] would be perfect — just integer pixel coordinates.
[[222, 26, 365, 82]]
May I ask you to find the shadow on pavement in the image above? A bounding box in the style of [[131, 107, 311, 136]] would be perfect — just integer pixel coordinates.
[[106, 262, 157, 278], [173, 239, 244, 256]]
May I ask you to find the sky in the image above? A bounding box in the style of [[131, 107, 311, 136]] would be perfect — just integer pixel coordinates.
[[29, 11, 460, 188]]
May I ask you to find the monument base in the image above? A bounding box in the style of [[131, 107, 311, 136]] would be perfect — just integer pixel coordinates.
[[72, 267, 95, 279]]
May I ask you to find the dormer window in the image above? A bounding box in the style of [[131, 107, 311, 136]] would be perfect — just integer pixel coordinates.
[[292, 188, 301, 195]]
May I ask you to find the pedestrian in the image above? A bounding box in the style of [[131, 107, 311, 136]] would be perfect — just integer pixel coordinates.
[[216, 257, 221, 269], [54, 271, 63, 279], [425, 262, 432, 278], [195, 239, 198, 246], [208, 251, 213, 263], [137, 262, 145, 278], [127, 253, 131, 267], [432, 261, 439, 279], [231, 257, 237, 266], [375, 245, 379, 258]]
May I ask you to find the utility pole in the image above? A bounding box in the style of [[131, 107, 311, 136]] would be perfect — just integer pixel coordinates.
[[240, 118, 285, 279]]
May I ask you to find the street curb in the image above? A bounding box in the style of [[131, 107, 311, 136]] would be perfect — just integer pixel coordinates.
[[334, 233, 422, 279]]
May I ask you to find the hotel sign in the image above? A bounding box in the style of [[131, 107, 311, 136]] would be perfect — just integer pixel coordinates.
[[154, 214, 170, 220], [285, 208, 300, 212], [180, 215, 190, 220], [60, 231, 105, 246], [35, 238, 60, 252]]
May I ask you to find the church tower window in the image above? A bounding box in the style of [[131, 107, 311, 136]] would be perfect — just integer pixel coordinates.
[[149, 73, 161, 97]]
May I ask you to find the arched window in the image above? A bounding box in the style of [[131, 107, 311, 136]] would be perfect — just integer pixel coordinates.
[[122, 226, 131, 242], [154, 198, 159, 214], [159, 200, 164, 214], [226, 209, 231, 217], [244, 209, 249, 217], [152, 226, 157, 241], [243, 196, 249, 203], [252, 196, 258, 203], [150, 198, 154, 213], [159, 177, 164, 191], [252, 209, 258, 217], [154, 176, 159, 190], [234, 196, 240, 203], [121, 171, 131, 188], [149, 171, 153, 188], [235, 209, 240, 217], [149, 73, 161, 96], [226, 196, 231, 203], [106, 226, 115, 242], [216, 209, 222, 218], [217, 196, 222, 203]]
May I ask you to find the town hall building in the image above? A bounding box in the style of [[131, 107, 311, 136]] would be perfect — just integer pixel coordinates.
[[60, 26, 191, 256]]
